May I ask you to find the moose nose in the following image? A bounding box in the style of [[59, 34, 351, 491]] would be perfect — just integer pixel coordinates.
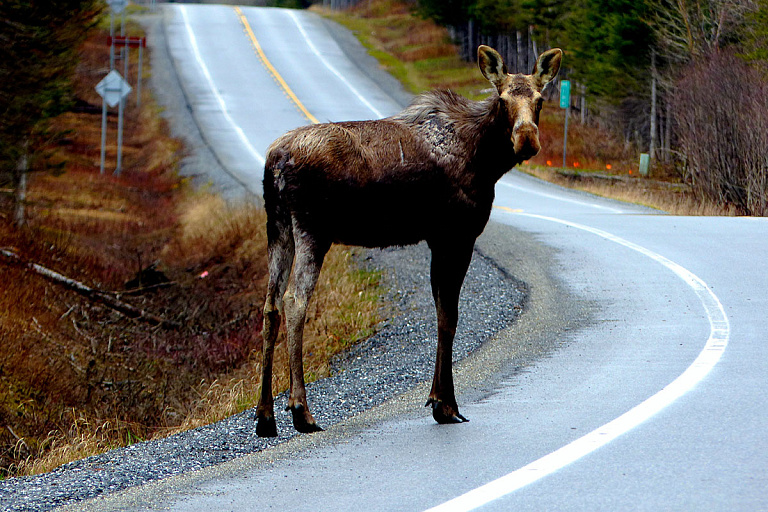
[[513, 122, 541, 161]]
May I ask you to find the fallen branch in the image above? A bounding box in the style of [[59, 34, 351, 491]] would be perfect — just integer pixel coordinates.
[[1, 248, 181, 329]]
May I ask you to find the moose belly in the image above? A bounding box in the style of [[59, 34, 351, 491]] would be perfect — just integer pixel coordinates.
[[286, 174, 478, 248]]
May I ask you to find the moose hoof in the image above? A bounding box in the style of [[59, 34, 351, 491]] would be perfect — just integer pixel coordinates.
[[426, 398, 469, 424], [255, 413, 278, 438], [287, 404, 324, 434]]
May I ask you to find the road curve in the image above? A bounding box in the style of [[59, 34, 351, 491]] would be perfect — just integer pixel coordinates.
[[70, 4, 768, 511]]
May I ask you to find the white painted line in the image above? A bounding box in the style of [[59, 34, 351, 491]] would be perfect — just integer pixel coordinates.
[[179, 5, 265, 166], [498, 179, 626, 214], [425, 212, 730, 512], [286, 9, 385, 120]]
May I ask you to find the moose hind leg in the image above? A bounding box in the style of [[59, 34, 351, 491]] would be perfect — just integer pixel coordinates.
[[256, 223, 295, 438], [426, 241, 474, 424], [284, 228, 328, 433]]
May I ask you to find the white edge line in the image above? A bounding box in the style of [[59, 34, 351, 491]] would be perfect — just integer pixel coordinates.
[[425, 212, 730, 512], [286, 9, 385, 119], [179, 5, 265, 167], [498, 179, 626, 214]]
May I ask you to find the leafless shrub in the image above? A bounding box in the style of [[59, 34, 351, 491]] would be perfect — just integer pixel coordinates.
[[671, 50, 768, 215], [649, 0, 757, 65]]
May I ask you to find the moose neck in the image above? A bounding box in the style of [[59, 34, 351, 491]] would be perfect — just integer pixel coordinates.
[[457, 94, 519, 189], [395, 90, 526, 192]]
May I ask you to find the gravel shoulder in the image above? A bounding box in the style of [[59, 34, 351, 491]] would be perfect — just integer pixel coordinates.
[[0, 10, 577, 512]]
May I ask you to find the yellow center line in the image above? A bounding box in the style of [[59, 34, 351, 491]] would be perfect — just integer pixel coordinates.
[[233, 6, 320, 125], [493, 205, 524, 213]]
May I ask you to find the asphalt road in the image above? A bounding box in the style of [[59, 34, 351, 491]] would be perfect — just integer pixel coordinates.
[[80, 4, 768, 511]]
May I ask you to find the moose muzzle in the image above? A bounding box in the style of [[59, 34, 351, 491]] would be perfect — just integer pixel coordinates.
[[513, 121, 541, 161]]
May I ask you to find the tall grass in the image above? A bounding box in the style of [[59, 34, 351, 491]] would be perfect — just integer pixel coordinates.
[[522, 165, 737, 215], [13, 412, 145, 476], [318, 2, 477, 96]]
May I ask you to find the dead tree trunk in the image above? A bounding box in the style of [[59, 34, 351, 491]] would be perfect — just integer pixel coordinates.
[[1, 249, 181, 329], [14, 140, 28, 228], [649, 50, 658, 167]]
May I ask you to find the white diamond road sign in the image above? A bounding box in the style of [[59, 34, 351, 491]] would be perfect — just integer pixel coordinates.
[[107, 0, 128, 14], [95, 70, 131, 108]]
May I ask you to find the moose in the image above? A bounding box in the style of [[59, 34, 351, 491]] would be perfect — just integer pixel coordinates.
[[256, 45, 562, 437]]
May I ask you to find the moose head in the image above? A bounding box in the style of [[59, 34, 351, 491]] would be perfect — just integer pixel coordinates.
[[478, 45, 562, 162]]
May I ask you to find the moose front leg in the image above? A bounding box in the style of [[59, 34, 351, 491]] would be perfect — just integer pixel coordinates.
[[426, 240, 474, 424]]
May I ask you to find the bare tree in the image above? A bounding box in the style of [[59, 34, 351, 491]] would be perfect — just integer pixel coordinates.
[[672, 50, 768, 215], [650, 0, 757, 64]]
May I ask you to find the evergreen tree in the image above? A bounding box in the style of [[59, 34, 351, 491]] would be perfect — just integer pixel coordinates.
[[472, 0, 523, 33], [739, 0, 768, 64], [0, 0, 102, 221], [564, 0, 652, 100], [415, 0, 475, 27]]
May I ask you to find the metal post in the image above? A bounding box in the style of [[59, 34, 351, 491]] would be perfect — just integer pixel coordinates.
[[116, 42, 129, 176], [563, 106, 569, 169], [137, 43, 142, 108], [109, 12, 115, 70], [116, 95, 124, 176], [123, 37, 129, 93], [560, 80, 571, 169], [120, 9, 126, 63], [100, 95, 108, 174]]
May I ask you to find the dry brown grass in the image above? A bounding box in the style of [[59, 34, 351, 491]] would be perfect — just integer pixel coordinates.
[[522, 166, 738, 216], [13, 412, 142, 476], [317, 1, 474, 96]]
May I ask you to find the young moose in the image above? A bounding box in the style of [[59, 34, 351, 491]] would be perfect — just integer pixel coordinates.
[[256, 45, 562, 436]]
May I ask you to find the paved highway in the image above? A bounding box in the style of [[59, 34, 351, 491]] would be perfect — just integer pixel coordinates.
[[93, 4, 768, 510]]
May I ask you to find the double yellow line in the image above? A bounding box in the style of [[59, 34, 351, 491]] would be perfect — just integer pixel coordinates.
[[233, 6, 320, 125]]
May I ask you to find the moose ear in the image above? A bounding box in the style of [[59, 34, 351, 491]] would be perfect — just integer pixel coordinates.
[[478, 45, 508, 90], [532, 48, 563, 89]]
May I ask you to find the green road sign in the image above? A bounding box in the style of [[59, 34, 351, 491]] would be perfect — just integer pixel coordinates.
[[639, 153, 650, 176], [560, 80, 571, 109]]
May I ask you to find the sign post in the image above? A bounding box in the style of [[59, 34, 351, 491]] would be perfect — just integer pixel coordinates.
[[107, 36, 146, 107], [106, 0, 127, 70], [560, 80, 571, 169], [95, 70, 132, 175]]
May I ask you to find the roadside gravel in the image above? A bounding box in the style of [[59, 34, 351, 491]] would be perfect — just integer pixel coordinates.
[[0, 10, 526, 512]]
